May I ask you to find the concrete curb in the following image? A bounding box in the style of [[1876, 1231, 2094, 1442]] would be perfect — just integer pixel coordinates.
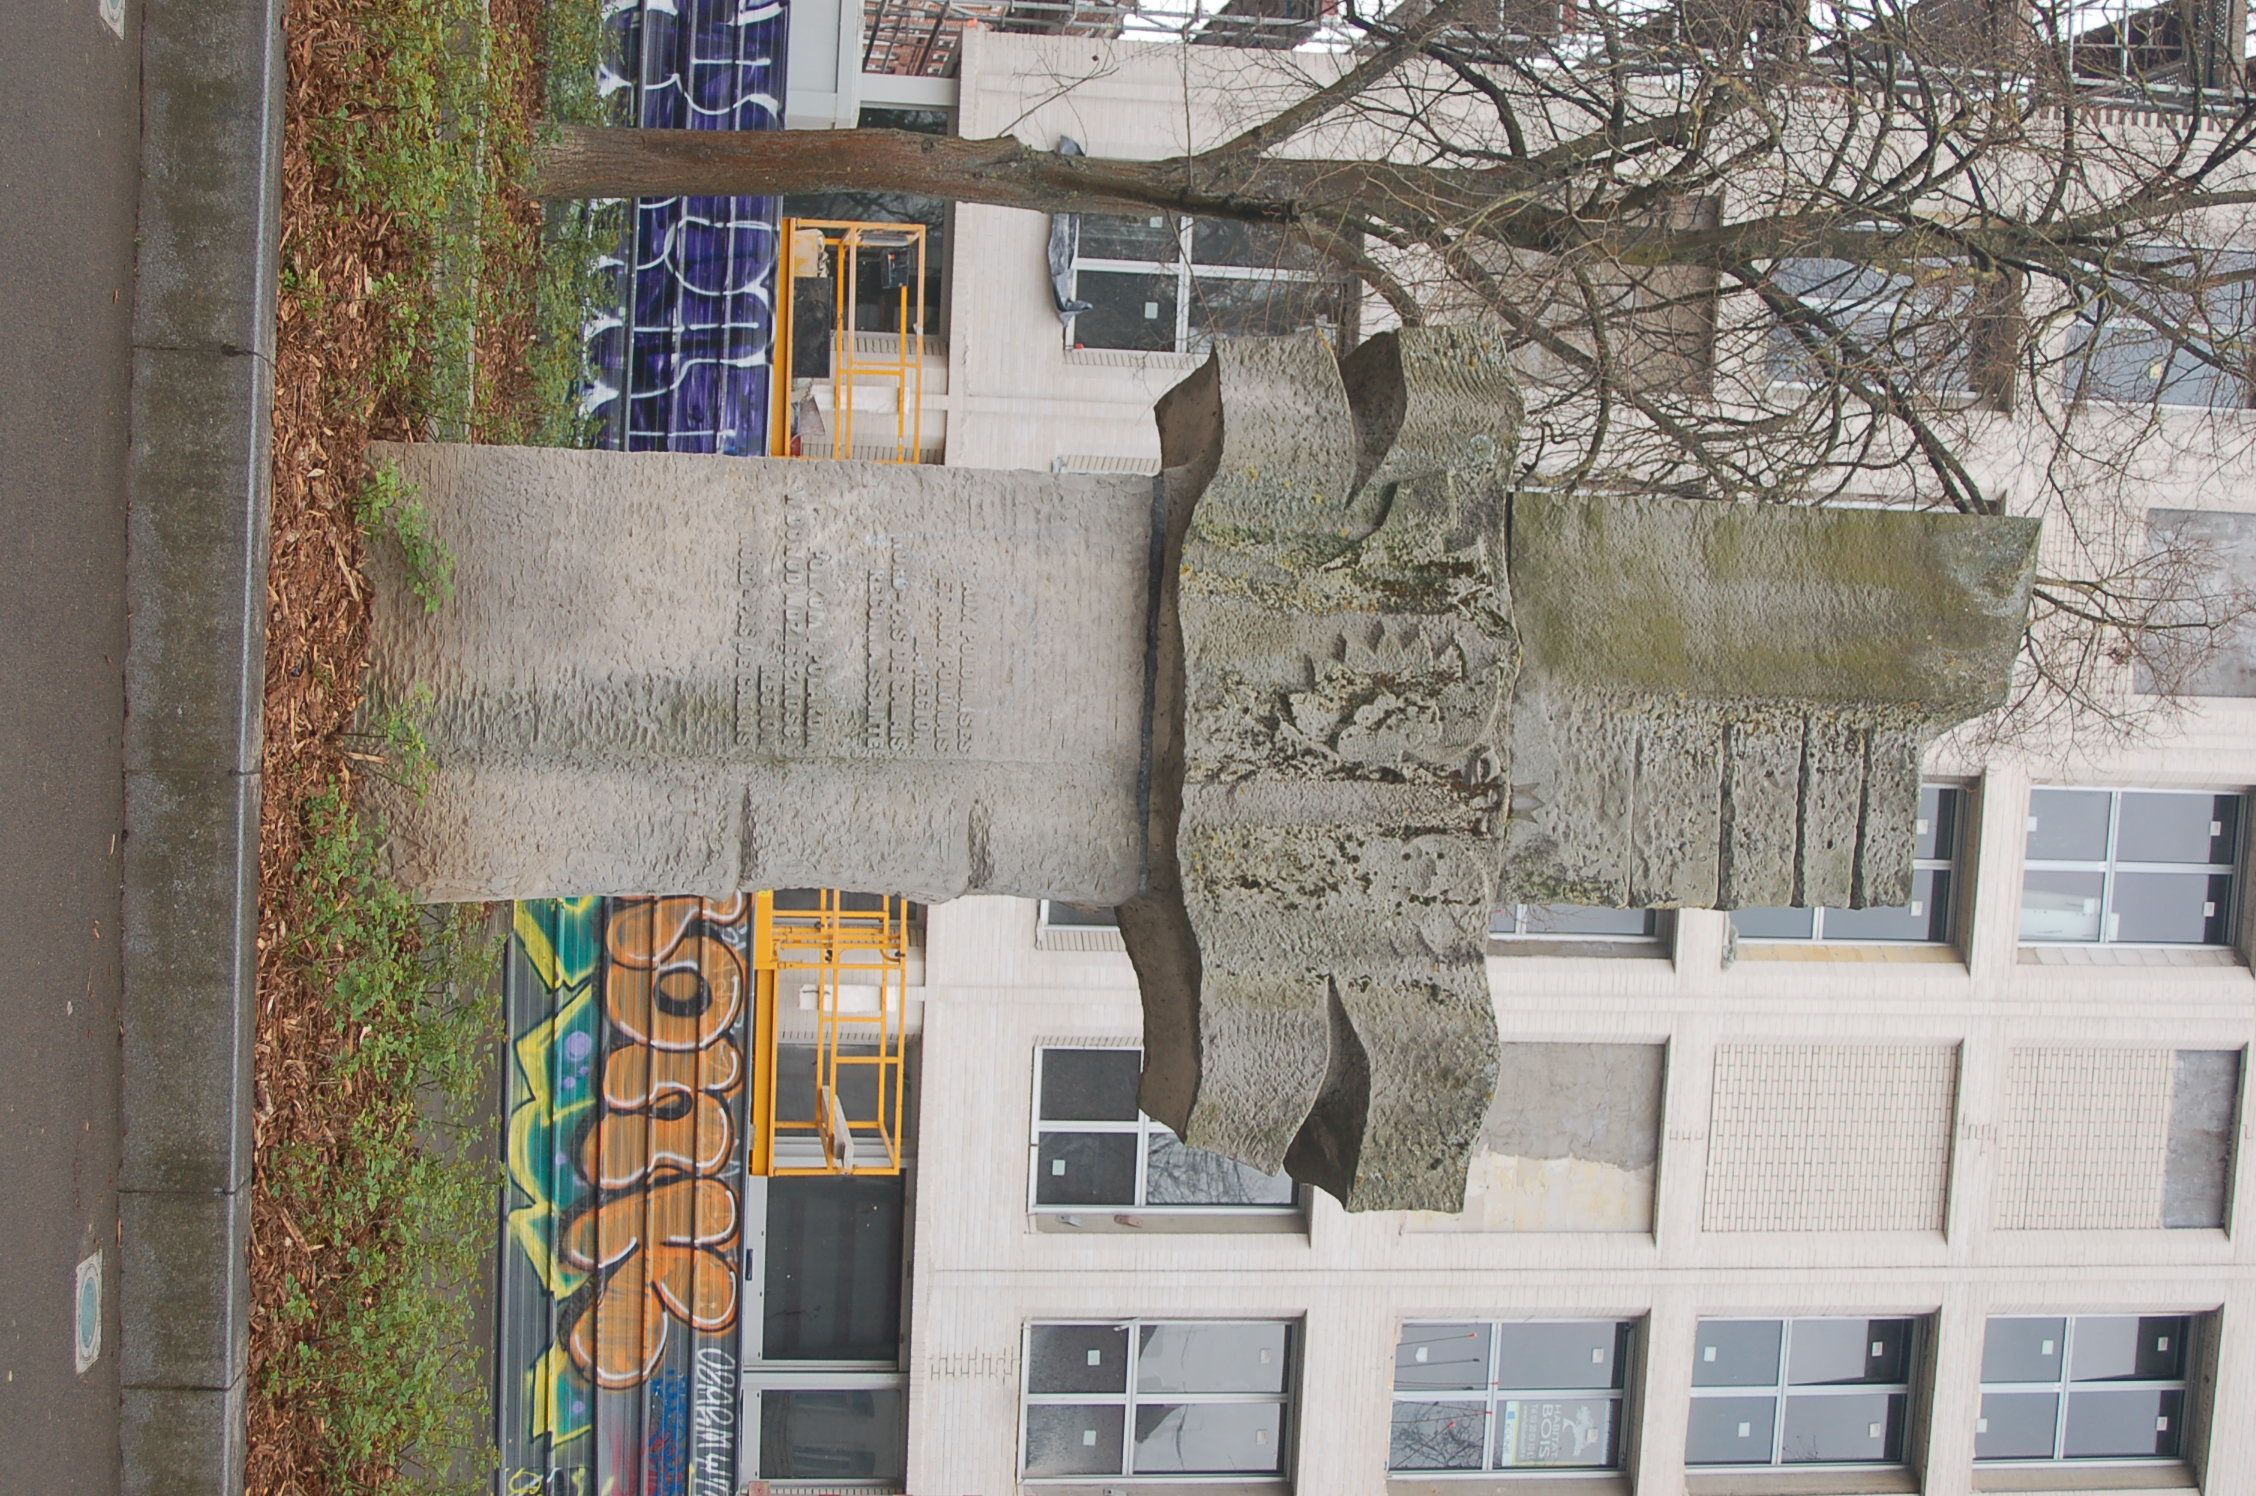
[[120, 0, 284, 1486]]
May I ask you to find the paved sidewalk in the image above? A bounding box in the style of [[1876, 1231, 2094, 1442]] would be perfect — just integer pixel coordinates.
[[0, 0, 141, 1488]]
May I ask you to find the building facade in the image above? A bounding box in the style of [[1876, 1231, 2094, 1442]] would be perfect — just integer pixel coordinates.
[[497, 19, 2256, 1496]]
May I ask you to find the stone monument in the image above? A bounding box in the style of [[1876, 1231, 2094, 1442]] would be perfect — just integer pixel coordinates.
[[365, 329, 2040, 1211]]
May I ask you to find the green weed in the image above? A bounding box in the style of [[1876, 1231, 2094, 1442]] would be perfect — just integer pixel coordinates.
[[269, 788, 501, 1494], [356, 461, 455, 613]]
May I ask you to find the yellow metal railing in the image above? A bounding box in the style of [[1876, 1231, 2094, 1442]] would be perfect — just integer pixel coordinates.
[[769, 219, 929, 464], [750, 890, 912, 1176]]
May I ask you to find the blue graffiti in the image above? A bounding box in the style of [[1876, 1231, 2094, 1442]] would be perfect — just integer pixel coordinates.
[[584, 0, 787, 455]]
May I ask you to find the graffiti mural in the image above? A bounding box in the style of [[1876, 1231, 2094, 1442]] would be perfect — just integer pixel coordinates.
[[581, 0, 789, 455], [499, 897, 751, 1496]]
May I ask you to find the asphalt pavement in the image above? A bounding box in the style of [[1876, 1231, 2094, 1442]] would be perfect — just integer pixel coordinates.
[[0, 0, 140, 1487]]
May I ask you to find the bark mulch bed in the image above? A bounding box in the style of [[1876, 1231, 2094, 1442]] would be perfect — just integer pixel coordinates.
[[251, 0, 558, 1484]]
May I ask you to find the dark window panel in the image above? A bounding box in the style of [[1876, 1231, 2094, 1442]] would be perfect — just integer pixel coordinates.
[[2063, 1388, 2185, 1459], [2069, 1316, 2190, 1382], [1686, 1395, 1779, 1465], [1495, 1395, 1622, 1469], [758, 1387, 906, 1481], [1820, 868, 1951, 942], [1187, 273, 1347, 348], [1396, 1323, 1492, 1391], [1024, 1403, 1127, 1477], [1389, 1399, 1487, 1470], [1916, 784, 1961, 860], [1034, 1131, 1139, 1207], [1038, 1048, 1142, 1122], [1145, 1131, 1296, 1206], [1495, 1321, 1631, 1391], [1071, 270, 1179, 352], [1787, 1318, 1914, 1385], [1043, 901, 1119, 928], [1982, 1317, 2067, 1383], [1190, 217, 1326, 272], [2112, 870, 2233, 944], [762, 1174, 904, 1361], [1137, 1322, 1292, 1395], [1510, 903, 1656, 937], [1693, 1320, 1784, 1386], [1780, 1391, 1907, 1465], [1132, 1402, 1286, 1475], [1975, 1390, 2061, 1460], [1078, 213, 1181, 263], [2116, 792, 2240, 865], [1734, 905, 1819, 940], [2027, 789, 2114, 861], [1027, 1323, 1132, 1394]]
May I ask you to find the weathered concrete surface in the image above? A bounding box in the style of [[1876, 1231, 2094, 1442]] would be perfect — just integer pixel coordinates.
[[368, 330, 2040, 1212], [365, 451, 1156, 903]]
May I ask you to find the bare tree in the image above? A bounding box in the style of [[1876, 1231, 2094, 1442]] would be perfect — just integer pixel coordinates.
[[537, 0, 2256, 739]]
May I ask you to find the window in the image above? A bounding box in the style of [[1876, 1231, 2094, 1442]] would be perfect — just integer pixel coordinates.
[[1067, 213, 1352, 354], [2070, 249, 2256, 408], [1686, 1317, 1918, 1468], [2020, 787, 2242, 946], [1023, 1320, 1295, 1480], [1734, 783, 1965, 943], [1390, 1320, 1636, 1473], [1032, 1048, 1295, 1211], [1491, 904, 1660, 941], [1977, 1315, 2194, 1463], [1767, 257, 1977, 395], [1039, 900, 1119, 930]]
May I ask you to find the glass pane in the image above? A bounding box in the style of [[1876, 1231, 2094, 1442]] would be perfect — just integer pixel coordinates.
[[2069, 1316, 2190, 1382], [1686, 1395, 1778, 1465], [1133, 1402, 1284, 1475], [2116, 793, 2239, 864], [762, 1174, 904, 1361], [1043, 900, 1118, 928], [1078, 212, 1180, 263], [1138, 1322, 1291, 1394], [1518, 903, 1655, 937], [1781, 1391, 1906, 1465], [1496, 1396, 1622, 1469], [1734, 905, 1817, 940], [1917, 784, 1960, 861], [1693, 1320, 1784, 1386], [1389, 1399, 1486, 1470], [758, 1387, 905, 1481], [1982, 1317, 2067, 1383], [1146, 1131, 1296, 1206], [1190, 217, 1324, 271], [2064, 1388, 2184, 1459], [1187, 273, 1347, 348], [2020, 870, 2106, 942], [1787, 1319, 1912, 1385], [1820, 868, 1950, 942], [2113, 871, 2233, 945], [1028, 1323, 1131, 1394], [1034, 1132, 1139, 1207], [1038, 1048, 1142, 1122], [1396, 1323, 1492, 1391], [1496, 1321, 1630, 1391], [1024, 1403, 1126, 1477], [2028, 789, 2114, 861], [1071, 269, 1178, 352], [1975, 1391, 2060, 1460]]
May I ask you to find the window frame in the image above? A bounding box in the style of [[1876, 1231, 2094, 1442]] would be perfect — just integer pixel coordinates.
[[2018, 785, 2243, 949], [1028, 1046, 1299, 1217], [1685, 1316, 1921, 1473], [1490, 903, 1664, 944], [1065, 212, 1350, 356], [1764, 254, 1982, 401], [1975, 1313, 2195, 1467], [1020, 1318, 1299, 1483], [2066, 247, 2256, 410], [1388, 1318, 1639, 1477], [1732, 782, 1967, 946]]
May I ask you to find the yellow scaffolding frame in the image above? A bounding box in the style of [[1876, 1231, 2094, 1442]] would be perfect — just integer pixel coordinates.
[[769, 219, 929, 464], [750, 890, 911, 1176]]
